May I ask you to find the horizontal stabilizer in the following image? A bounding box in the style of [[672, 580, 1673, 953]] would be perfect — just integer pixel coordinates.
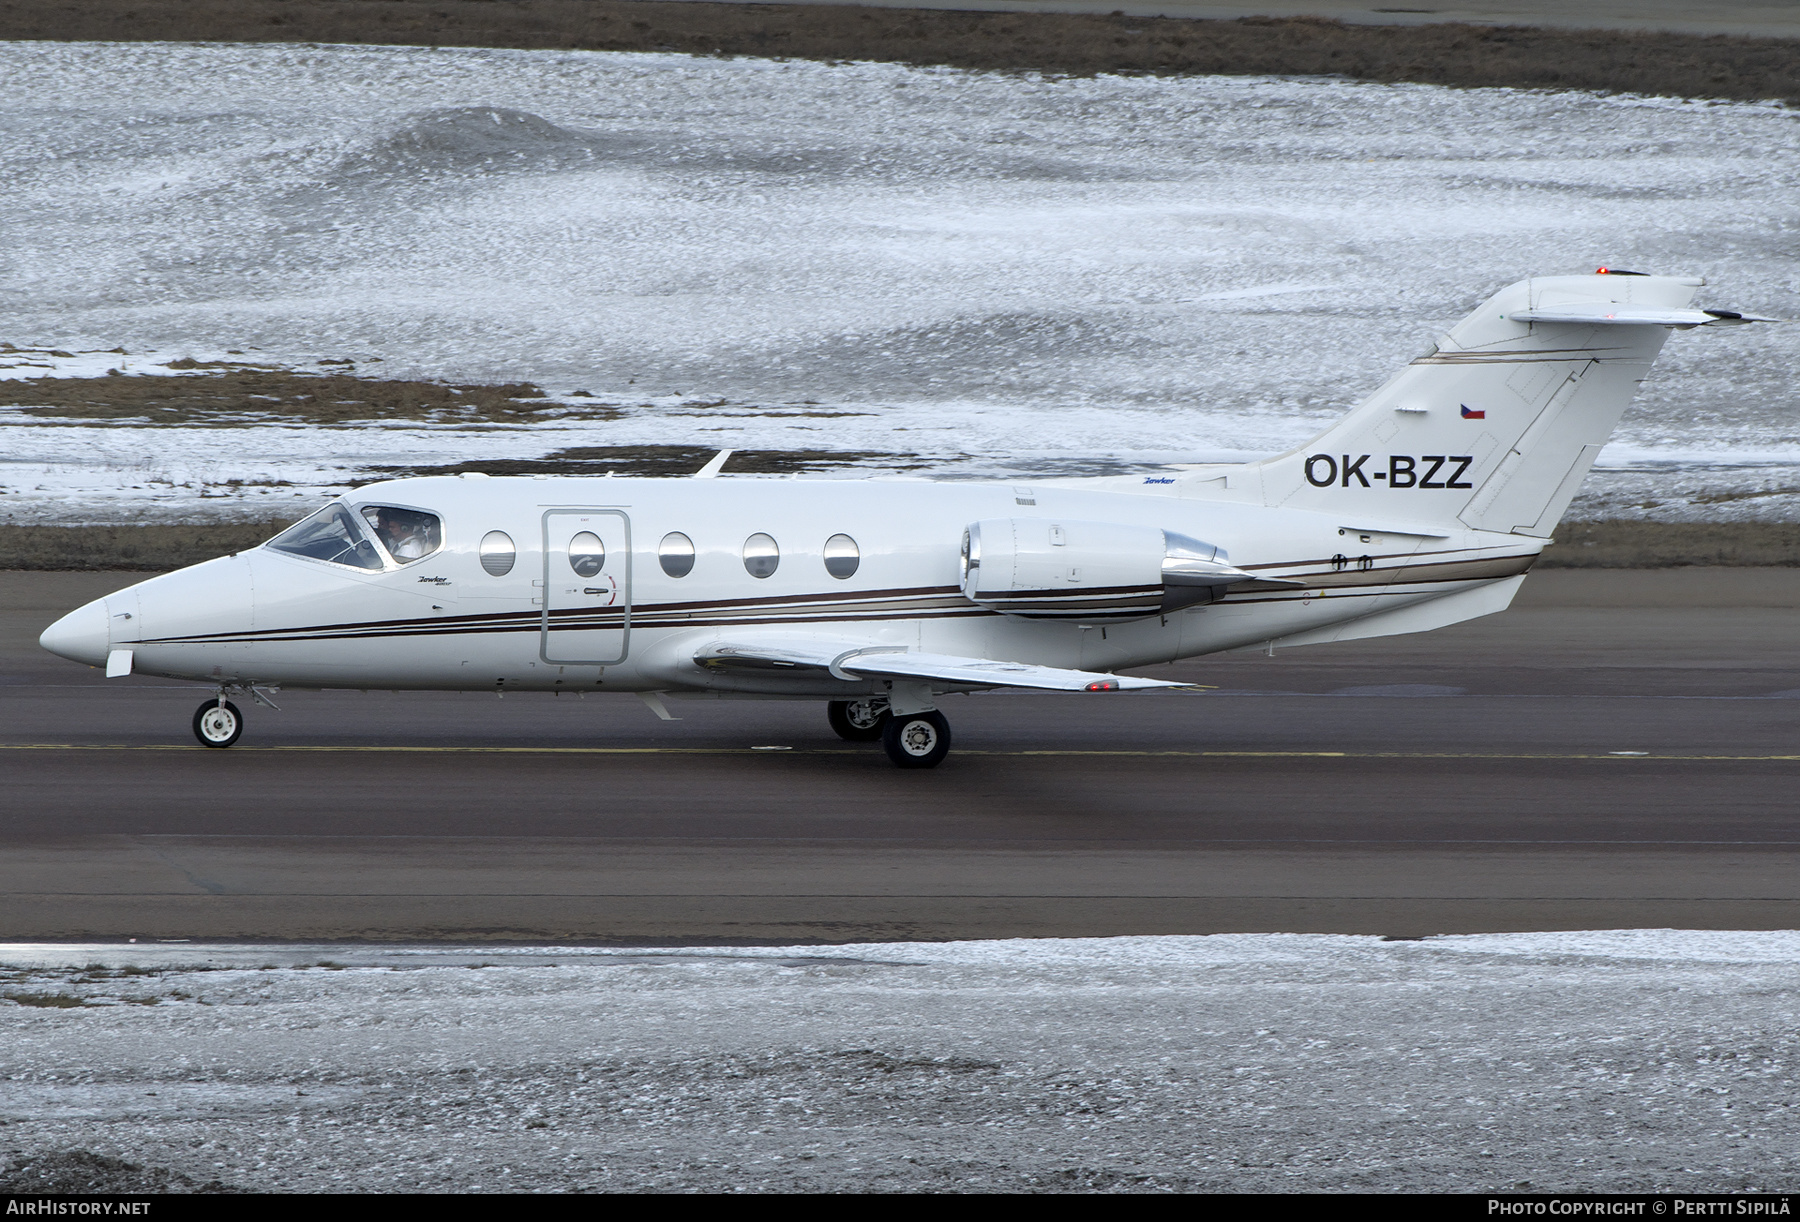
[[695, 640, 1191, 693], [1508, 304, 1778, 327]]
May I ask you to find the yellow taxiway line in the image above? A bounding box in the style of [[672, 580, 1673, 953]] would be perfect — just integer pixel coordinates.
[[1, 744, 1798, 762]]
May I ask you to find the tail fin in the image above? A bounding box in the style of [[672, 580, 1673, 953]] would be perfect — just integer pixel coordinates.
[[1246, 273, 1761, 537]]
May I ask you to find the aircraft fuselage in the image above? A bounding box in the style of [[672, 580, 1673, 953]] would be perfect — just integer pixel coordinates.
[[48, 473, 1535, 698]]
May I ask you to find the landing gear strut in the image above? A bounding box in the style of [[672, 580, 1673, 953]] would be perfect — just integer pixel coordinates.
[[827, 698, 888, 742], [190, 684, 279, 747], [881, 708, 951, 769], [192, 697, 243, 748]]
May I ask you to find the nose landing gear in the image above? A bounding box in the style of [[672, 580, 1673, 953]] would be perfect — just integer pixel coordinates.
[[193, 697, 243, 748], [189, 685, 279, 748]]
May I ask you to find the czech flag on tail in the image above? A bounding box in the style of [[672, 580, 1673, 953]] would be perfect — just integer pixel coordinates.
[[1461, 404, 1486, 419]]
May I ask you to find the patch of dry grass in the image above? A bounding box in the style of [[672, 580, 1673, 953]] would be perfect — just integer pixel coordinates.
[[3, 992, 91, 1008], [0, 371, 571, 425], [0, 1, 1793, 103], [1541, 519, 1800, 568], [0, 522, 295, 571], [0, 1150, 241, 1195]]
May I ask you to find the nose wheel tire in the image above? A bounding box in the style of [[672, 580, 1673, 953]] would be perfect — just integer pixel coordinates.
[[881, 709, 951, 769], [827, 698, 889, 742], [193, 699, 244, 748]]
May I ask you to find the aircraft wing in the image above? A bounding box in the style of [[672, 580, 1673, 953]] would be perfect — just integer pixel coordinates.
[[694, 640, 1192, 693]]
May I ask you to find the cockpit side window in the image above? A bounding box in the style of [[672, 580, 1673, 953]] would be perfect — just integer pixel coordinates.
[[361, 506, 443, 565], [266, 502, 385, 571]]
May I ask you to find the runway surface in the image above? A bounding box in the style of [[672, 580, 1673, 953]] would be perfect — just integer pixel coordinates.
[[5, 568, 1800, 941]]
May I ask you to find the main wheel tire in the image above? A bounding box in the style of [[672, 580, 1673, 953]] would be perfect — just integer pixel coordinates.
[[881, 709, 951, 769], [193, 699, 243, 748], [827, 698, 889, 742]]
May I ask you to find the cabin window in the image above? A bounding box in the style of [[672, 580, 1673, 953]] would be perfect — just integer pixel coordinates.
[[567, 531, 605, 577], [266, 501, 384, 571], [824, 533, 859, 579], [479, 531, 515, 577], [659, 532, 695, 578], [743, 533, 779, 579], [361, 506, 443, 565]]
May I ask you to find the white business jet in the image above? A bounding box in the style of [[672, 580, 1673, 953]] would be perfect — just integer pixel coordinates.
[[39, 271, 1769, 767]]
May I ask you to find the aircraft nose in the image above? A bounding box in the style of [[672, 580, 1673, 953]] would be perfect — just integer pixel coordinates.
[[39, 597, 111, 667]]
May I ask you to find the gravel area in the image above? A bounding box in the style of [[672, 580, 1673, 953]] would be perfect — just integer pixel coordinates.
[[2, 933, 1797, 1193]]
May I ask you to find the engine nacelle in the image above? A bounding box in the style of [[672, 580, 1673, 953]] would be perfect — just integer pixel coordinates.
[[959, 518, 1253, 622]]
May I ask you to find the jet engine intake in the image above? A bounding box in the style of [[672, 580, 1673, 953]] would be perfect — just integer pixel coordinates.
[[959, 518, 1252, 621]]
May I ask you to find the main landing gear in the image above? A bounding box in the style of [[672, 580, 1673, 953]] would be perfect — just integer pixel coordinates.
[[827, 698, 888, 742], [827, 698, 952, 769], [882, 709, 951, 769]]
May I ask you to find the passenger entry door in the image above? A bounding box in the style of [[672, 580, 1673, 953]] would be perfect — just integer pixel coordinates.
[[541, 509, 631, 666]]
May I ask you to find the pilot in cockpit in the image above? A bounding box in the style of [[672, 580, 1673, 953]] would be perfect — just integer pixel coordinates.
[[372, 508, 434, 562]]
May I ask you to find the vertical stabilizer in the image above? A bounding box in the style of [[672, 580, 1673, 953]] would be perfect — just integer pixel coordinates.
[[1242, 273, 1720, 537]]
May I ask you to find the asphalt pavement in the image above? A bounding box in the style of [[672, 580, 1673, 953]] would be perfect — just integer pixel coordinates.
[[4, 568, 1799, 942]]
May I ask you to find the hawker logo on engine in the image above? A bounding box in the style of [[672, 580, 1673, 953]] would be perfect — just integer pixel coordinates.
[[1304, 454, 1475, 490]]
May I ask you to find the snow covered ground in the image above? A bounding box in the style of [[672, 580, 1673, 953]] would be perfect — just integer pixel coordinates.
[[1, 43, 1797, 525], [2, 932, 1798, 1193]]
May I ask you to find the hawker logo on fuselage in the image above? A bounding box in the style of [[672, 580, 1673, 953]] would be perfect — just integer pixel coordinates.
[[1304, 454, 1475, 490]]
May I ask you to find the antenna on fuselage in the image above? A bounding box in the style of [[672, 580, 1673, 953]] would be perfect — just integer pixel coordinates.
[[693, 449, 733, 479]]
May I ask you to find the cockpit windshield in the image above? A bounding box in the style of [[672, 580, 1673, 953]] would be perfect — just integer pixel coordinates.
[[267, 502, 445, 570], [361, 505, 442, 565], [266, 502, 385, 571]]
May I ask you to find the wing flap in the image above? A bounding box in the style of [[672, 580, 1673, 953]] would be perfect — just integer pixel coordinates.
[[840, 650, 1187, 692], [694, 640, 1190, 693]]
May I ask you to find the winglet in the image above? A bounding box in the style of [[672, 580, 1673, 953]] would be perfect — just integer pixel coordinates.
[[693, 450, 733, 479]]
